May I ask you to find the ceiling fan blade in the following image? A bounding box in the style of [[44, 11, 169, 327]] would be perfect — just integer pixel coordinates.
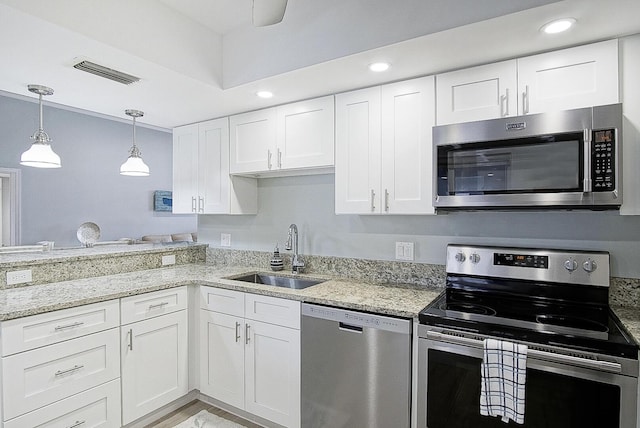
[[252, 0, 288, 27]]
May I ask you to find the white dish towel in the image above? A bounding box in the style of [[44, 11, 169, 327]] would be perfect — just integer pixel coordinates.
[[480, 338, 528, 424]]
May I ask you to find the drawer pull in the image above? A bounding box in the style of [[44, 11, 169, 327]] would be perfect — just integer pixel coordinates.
[[55, 364, 84, 377], [148, 301, 169, 310], [67, 420, 86, 428], [54, 321, 85, 331]]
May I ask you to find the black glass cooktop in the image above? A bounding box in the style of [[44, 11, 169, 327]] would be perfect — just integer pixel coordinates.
[[419, 275, 638, 359]]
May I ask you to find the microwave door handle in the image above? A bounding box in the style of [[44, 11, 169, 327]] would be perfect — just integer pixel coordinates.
[[583, 129, 592, 192]]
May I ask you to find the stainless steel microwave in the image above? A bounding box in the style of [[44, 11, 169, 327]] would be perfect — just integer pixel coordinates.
[[433, 103, 622, 210]]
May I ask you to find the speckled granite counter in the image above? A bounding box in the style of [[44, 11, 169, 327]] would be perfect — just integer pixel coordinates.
[[0, 263, 443, 321]]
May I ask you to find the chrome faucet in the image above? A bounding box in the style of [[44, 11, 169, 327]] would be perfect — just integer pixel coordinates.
[[285, 223, 304, 274]]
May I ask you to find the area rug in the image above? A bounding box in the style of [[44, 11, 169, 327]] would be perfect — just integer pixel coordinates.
[[173, 410, 248, 428]]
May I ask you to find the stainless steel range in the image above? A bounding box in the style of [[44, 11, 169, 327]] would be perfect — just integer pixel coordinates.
[[417, 245, 639, 428]]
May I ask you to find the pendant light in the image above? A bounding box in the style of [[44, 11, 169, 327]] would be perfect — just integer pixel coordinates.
[[120, 109, 150, 176], [20, 84, 61, 168]]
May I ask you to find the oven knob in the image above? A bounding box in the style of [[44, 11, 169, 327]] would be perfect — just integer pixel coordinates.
[[564, 259, 578, 272], [583, 259, 598, 273], [469, 253, 481, 264], [455, 252, 466, 263]]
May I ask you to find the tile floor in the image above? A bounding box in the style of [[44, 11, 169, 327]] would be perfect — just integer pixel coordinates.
[[146, 400, 263, 428]]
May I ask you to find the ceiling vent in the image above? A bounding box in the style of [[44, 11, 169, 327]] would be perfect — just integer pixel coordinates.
[[73, 60, 140, 85]]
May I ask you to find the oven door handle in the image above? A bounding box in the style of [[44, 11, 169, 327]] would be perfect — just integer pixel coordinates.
[[426, 331, 623, 374]]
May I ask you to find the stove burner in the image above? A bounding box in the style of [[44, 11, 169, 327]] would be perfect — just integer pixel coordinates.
[[440, 302, 497, 316], [536, 314, 609, 333]]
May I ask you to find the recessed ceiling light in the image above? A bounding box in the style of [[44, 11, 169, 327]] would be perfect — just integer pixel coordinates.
[[368, 62, 391, 72], [256, 91, 273, 99], [541, 18, 576, 34]]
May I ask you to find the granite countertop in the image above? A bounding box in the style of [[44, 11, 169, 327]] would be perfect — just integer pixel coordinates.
[[0, 242, 206, 268], [1, 263, 637, 347], [0, 263, 443, 321]]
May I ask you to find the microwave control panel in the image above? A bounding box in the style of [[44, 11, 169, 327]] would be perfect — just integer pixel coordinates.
[[592, 129, 615, 192]]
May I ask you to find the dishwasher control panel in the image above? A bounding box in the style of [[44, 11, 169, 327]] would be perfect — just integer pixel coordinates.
[[302, 303, 411, 334]]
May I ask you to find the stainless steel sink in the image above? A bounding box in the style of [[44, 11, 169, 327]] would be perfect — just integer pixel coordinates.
[[229, 273, 325, 290]]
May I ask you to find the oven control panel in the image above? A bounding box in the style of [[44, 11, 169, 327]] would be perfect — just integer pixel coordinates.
[[447, 245, 610, 287]]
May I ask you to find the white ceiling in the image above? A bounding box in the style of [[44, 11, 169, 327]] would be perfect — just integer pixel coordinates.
[[1, 0, 640, 131]]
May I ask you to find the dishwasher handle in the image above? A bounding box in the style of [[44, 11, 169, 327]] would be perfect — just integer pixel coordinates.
[[339, 322, 363, 333], [302, 303, 411, 335]]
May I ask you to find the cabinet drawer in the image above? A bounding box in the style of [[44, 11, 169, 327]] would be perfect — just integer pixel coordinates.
[[4, 379, 121, 428], [1, 300, 119, 356], [200, 286, 244, 316], [121, 287, 187, 325], [245, 294, 300, 329], [2, 328, 120, 420]]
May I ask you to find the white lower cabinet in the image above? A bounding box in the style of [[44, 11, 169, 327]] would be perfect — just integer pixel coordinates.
[[120, 288, 189, 425], [199, 287, 301, 428], [4, 379, 121, 428]]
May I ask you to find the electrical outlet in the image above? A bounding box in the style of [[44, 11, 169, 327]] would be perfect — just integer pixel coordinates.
[[221, 233, 231, 247], [161, 254, 176, 266], [395, 242, 415, 261], [7, 269, 33, 285]]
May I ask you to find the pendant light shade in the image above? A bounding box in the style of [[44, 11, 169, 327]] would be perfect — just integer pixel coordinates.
[[120, 109, 150, 176], [20, 85, 61, 168]]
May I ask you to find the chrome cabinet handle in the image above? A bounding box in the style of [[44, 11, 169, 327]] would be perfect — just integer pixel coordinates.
[[198, 196, 205, 213], [55, 364, 84, 377], [235, 322, 241, 343], [191, 197, 197, 213], [523, 85, 530, 114], [128, 328, 133, 351], [267, 150, 273, 170], [54, 321, 84, 331], [425, 331, 623, 373], [277, 148, 282, 168], [370, 189, 376, 212], [384, 189, 390, 212], [67, 420, 86, 428], [500, 88, 509, 116], [149, 301, 169, 310], [245, 323, 251, 345]]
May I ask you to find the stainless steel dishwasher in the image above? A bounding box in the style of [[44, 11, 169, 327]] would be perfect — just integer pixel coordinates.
[[301, 303, 412, 428]]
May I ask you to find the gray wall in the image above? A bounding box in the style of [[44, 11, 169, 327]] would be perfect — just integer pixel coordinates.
[[0, 94, 196, 247], [198, 174, 640, 279]]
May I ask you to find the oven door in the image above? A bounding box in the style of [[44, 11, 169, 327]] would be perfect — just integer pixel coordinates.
[[417, 330, 638, 428]]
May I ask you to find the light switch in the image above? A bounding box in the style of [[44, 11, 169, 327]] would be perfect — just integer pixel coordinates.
[[395, 242, 414, 261], [221, 233, 231, 247]]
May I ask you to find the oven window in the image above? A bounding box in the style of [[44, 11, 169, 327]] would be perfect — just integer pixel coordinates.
[[426, 349, 620, 427], [437, 133, 583, 196]]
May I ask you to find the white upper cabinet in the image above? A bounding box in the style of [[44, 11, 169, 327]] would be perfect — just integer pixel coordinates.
[[381, 77, 435, 214], [173, 118, 257, 215], [229, 108, 278, 174], [336, 77, 435, 214], [517, 39, 619, 115], [436, 60, 517, 125], [335, 87, 382, 214], [436, 40, 619, 125], [230, 96, 335, 176]]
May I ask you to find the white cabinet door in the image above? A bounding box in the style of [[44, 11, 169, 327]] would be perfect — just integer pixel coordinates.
[[121, 310, 188, 425], [276, 96, 335, 170], [172, 124, 200, 214], [199, 118, 231, 214], [230, 108, 277, 174], [518, 39, 619, 115], [436, 60, 517, 125], [335, 87, 382, 214], [245, 320, 300, 428], [381, 76, 436, 214], [199, 310, 245, 409]]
